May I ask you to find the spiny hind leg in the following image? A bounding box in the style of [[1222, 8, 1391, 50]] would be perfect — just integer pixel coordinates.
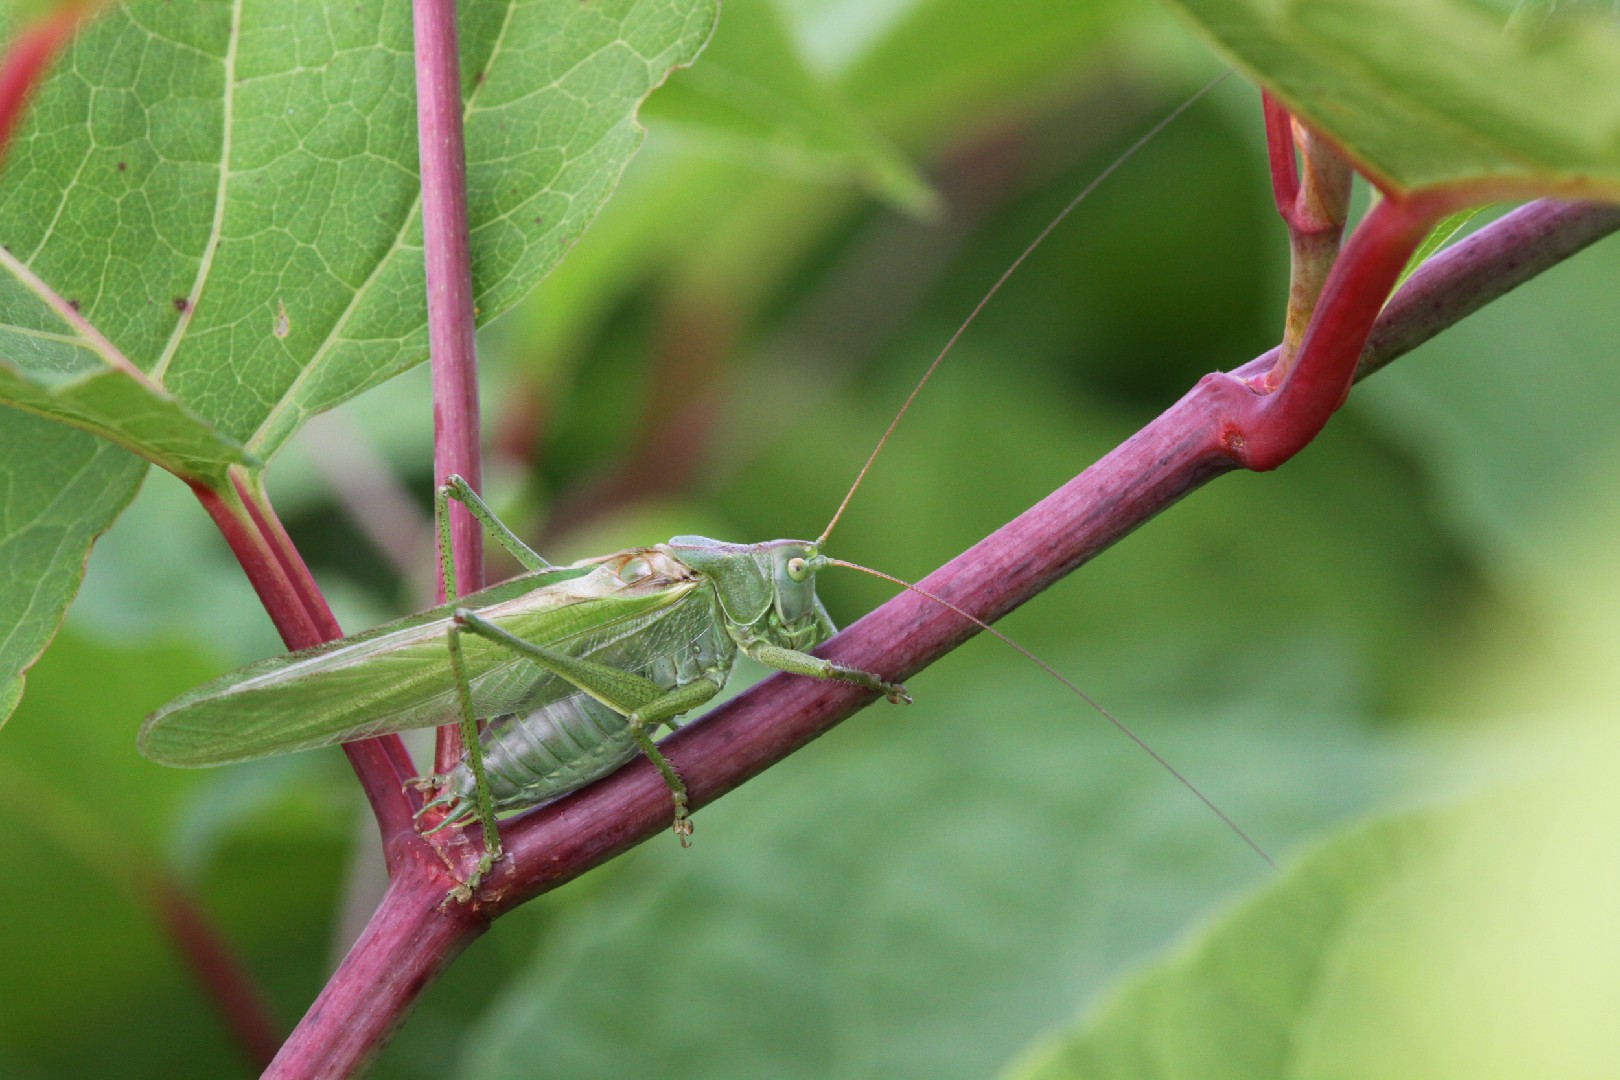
[[429, 473, 554, 898], [437, 618, 503, 903], [743, 642, 911, 704]]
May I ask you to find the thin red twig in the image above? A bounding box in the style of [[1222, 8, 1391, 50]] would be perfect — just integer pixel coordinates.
[[1263, 91, 1300, 218], [235, 475, 344, 640], [191, 482, 324, 648], [1263, 94, 1355, 374], [1217, 193, 1439, 468]]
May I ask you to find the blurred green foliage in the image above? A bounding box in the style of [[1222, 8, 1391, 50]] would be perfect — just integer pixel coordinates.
[[2, 0, 1619, 1077]]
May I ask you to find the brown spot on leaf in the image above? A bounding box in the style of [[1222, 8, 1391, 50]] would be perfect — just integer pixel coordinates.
[[173, 297, 189, 313], [67, 299, 80, 312], [116, 161, 127, 172]]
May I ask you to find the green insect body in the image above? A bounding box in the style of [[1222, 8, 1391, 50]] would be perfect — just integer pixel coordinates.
[[420, 537, 842, 826], [139, 507, 906, 862]]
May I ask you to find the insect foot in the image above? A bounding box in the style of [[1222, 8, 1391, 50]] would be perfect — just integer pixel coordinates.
[[449, 849, 501, 906], [673, 802, 694, 849], [433, 830, 504, 910], [403, 774, 443, 796], [882, 681, 912, 705]]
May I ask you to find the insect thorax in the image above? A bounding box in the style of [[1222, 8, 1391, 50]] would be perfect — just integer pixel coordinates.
[[661, 536, 837, 652]]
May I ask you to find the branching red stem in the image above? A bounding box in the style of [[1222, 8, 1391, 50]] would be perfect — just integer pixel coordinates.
[[231, 478, 421, 844], [235, 475, 344, 641], [1264, 94, 1354, 373], [414, 0, 486, 776], [192, 482, 324, 648], [194, 477, 420, 844], [262, 869, 487, 1080], [1212, 193, 1440, 470]]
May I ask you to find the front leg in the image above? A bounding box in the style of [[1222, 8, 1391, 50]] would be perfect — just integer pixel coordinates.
[[620, 672, 726, 846], [743, 642, 911, 704]]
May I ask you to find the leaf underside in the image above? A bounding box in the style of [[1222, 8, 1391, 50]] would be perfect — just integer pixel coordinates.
[[1164, 0, 1620, 200]]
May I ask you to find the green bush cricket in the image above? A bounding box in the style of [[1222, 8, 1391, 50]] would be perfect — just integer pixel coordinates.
[[140, 475, 912, 891]]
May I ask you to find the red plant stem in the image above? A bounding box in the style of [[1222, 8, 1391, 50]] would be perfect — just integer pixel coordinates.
[[1216, 193, 1438, 470], [148, 879, 284, 1071], [0, 2, 94, 172], [263, 870, 486, 1080], [191, 482, 323, 648], [413, 0, 485, 776], [1264, 93, 1353, 374], [235, 475, 344, 640], [1230, 199, 1620, 387], [237, 478, 420, 839], [1263, 92, 1300, 215], [194, 478, 419, 847]]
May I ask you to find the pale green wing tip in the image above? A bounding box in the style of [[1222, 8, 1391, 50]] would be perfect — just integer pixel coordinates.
[[138, 711, 238, 768]]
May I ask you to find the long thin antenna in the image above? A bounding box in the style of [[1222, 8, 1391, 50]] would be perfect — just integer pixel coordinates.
[[817, 70, 1233, 547], [828, 557, 1275, 870]]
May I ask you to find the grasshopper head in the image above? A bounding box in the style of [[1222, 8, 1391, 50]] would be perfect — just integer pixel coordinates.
[[664, 536, 834, 643]]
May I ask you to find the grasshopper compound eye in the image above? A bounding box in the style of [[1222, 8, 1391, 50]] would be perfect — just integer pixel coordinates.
[[786, 557, 809, 581]]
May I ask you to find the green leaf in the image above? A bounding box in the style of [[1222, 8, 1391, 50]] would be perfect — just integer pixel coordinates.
[[0, 677, 19, 729], [1162, 0, 1620, 199], [0, 412, 144, 729], [0, 253, 253, 478], [1393, 206, 1485, 289], [643, 0, 937, 215], [1006, 746, 1620, 1080], [0, 0, 718, 475]]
